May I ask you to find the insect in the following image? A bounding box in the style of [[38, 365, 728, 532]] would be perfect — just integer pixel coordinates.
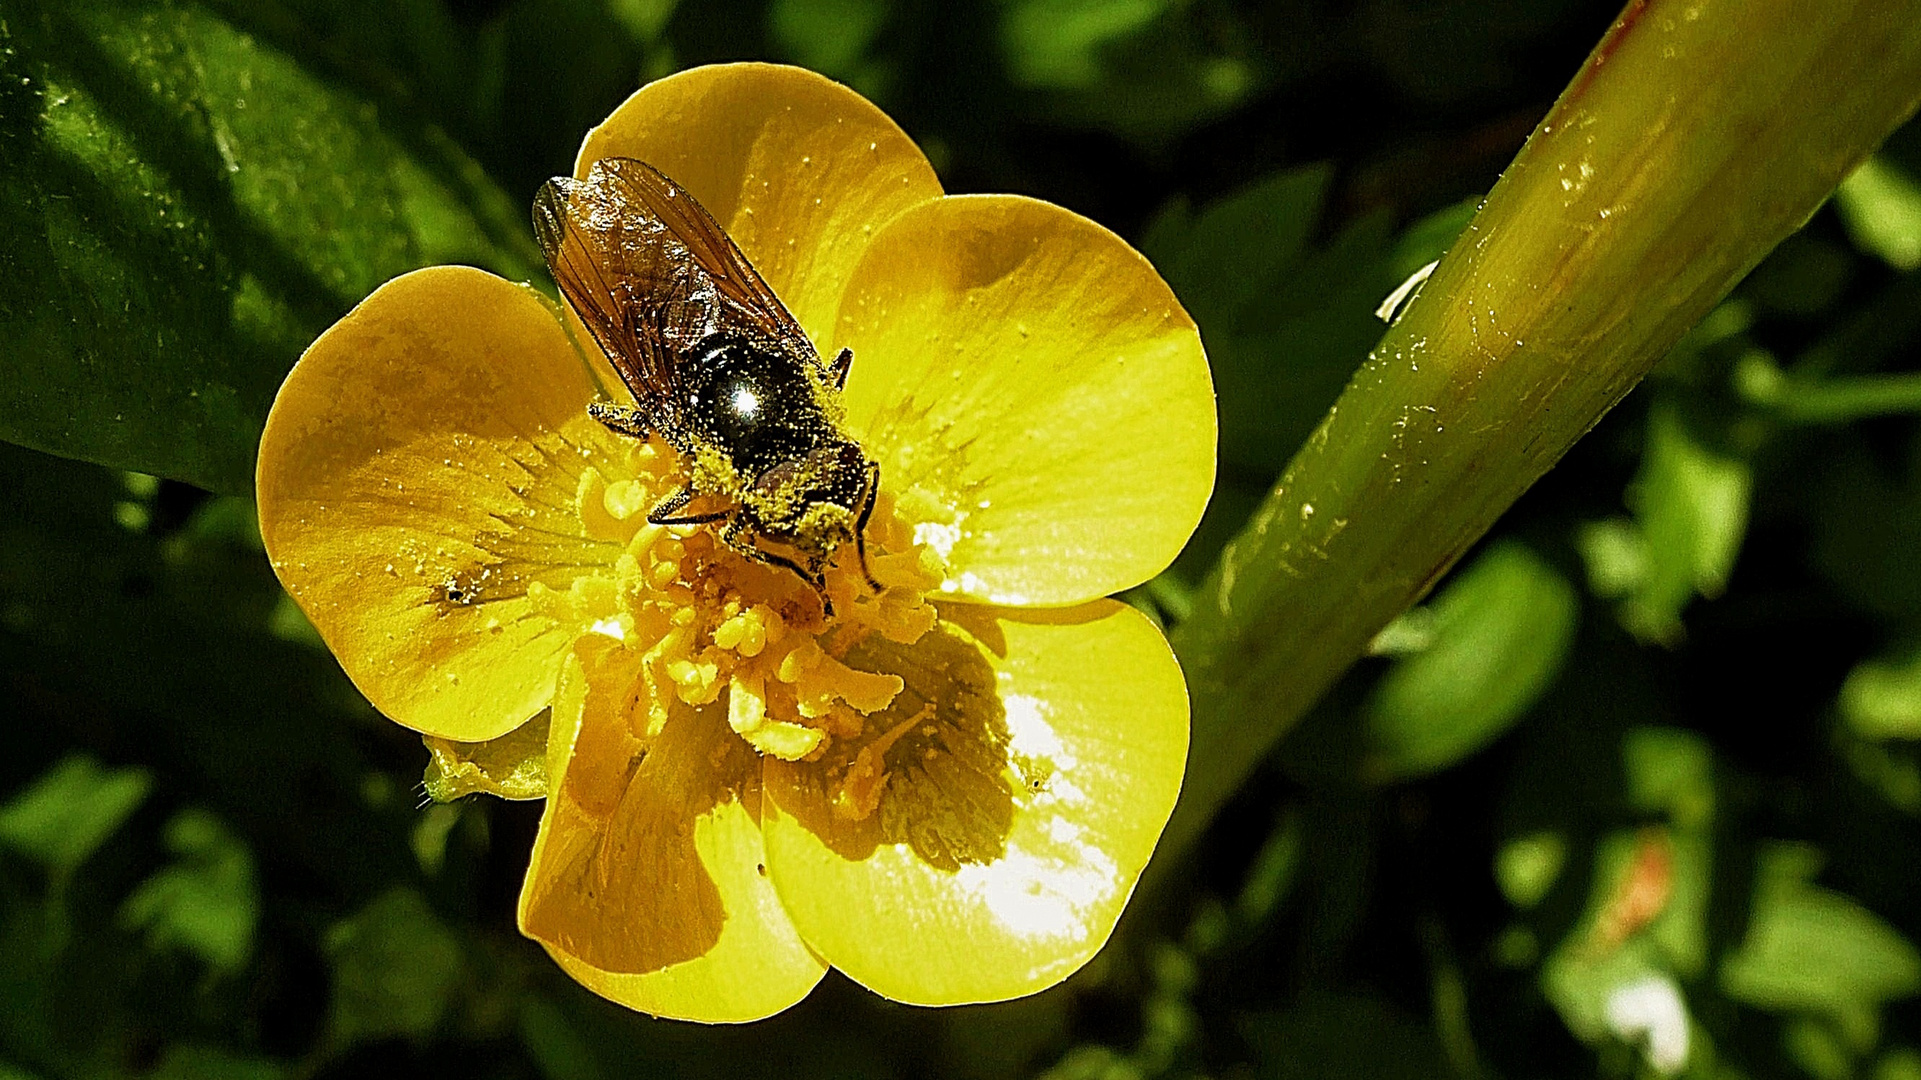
[[532, 157, 881, 607]]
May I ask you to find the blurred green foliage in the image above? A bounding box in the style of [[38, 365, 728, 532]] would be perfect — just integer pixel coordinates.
[[1364, 541, 1578, 782], [119, 809, 259, 976], [0, 756, 152, 877], [3, 0, 1921, 1078]]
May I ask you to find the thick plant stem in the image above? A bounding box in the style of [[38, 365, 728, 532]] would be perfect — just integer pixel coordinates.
[[1157, 0, 1921, 874]]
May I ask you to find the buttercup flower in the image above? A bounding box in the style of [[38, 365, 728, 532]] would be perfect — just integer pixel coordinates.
[[257, 63, 1215, 1022]]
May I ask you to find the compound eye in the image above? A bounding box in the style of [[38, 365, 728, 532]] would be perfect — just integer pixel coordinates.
[[804, 443, 869, 509]]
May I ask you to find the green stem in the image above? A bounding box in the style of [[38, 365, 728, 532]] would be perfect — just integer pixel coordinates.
[[1155, 0, 1921, 880], [1738, 351, 1921, 423]]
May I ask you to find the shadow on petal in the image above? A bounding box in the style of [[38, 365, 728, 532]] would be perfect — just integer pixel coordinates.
[[770, 621, 1016, 871], [522, 638, 759, 974], [759, 600, 1187, 1004]]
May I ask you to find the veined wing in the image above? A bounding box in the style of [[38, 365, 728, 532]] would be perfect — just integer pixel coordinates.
[[532, 157, 821, 421], [597, 158, 817, 359]]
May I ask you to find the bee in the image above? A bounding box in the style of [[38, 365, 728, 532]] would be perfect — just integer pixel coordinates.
[[532, 157, 881, 607]]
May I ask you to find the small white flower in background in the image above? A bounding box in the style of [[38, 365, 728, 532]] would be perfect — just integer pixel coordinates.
[[1604, 973, 1691, 1075]]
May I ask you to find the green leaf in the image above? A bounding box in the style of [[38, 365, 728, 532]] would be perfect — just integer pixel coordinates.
[[995, 0, 1258, 144], [1623, 726, 1715, 829], [1742, 232, 1855, 317], [1141, 165, 1332, 336], [608, 0, 679, 41], [1813, 430, 1921, 619], [147, 1046, 283, 1080], [0, 443, 405, 897], [1539, 730, 1719, 1053], [1235, 807, 1303, 925], [769, 0, 888, 78], [0, 0, 540, 495], [119, 808, 259, 975], [1364, 542, 1578, 781], [0, 754, 150, 874], [1836, 156, 1921, 271], [1841, 737, 1921, 815], [1878, 1048, 1921, 1080], [1840, 640, 1921, 741], [1617, 397, 1754, 644], [1785, 1017, 1857, 1080], [1576, 517, 1650, 599], [324, 887, 465, 1046], [998, 0, 1164, 88], [1387, 196, 1480, 281], [1721, 843, 1921, 1022], [1495, 831, 1567, 910]]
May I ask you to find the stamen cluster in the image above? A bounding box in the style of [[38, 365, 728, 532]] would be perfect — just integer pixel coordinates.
[[543, 437, 944, 804]]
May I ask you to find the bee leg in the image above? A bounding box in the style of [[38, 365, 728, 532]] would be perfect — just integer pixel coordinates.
[[853, 461, 883, 594], [648, 485, 729, 526], [587, 401, 652, 438], [829, 347, 854, 391]]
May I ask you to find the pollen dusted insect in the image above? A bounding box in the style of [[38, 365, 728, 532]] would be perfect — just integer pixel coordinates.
[[532, 157, 881, 607]]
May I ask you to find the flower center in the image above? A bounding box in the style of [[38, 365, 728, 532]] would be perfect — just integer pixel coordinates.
[[534, 435, 945, 779]]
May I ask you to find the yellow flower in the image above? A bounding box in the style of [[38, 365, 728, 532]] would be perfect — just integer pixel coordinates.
[[256, 62, 1215, 1022]]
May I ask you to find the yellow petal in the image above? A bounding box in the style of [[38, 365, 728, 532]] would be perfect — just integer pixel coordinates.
[[577, 62, 944, 345], [520, 640, 825, 1023], [832, 195, 1216, 607], [761, 600, 1188, 1005], [258, 266, 629, 741]]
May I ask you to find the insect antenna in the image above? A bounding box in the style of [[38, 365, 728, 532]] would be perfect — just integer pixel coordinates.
[[853, 461, 883, 594]]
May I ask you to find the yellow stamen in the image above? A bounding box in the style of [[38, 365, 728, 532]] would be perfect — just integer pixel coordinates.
[[556, 459, 948, 768], [602, 478, 651, 521], [713, 606, 773, 656], [727, 669, 767, 734], [743, 721, 825, 760], [666, 656, 721, 706]]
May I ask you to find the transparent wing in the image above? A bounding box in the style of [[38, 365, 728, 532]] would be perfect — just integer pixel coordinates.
[[599, 158, 815, 350], [532, 157, 819, 422]]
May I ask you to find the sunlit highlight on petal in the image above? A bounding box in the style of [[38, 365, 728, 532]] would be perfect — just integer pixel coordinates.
[[761, 602, 1189, 1005]]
